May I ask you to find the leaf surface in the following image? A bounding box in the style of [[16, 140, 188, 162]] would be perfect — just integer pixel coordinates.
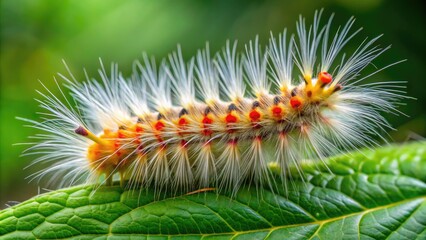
[[1, 142, 425, 239]]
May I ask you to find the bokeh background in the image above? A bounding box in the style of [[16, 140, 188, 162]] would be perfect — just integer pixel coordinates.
[[1, 0, 425, 208]]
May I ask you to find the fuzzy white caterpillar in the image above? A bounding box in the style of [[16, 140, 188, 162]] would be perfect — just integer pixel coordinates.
[[21, 11, 407, 195]]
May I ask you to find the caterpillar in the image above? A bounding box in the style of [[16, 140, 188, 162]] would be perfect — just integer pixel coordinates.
[[21, 10, 406, 196]]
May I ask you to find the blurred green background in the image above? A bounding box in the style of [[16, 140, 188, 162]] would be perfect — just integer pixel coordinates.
[[1, 0, 425, 208]]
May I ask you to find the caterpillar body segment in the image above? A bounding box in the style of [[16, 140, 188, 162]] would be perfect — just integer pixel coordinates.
[[23, 11, 406, 196]]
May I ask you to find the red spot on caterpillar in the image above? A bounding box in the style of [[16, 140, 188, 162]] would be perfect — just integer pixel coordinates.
[[177, 117, 189, 136], [249, 110, 262, 128], [249, 110, 261, 121], [178, 117, 188, 126], [225, 114, 238, 123], [135, 124, 143, 133], [228, 138, 238, 145], [116, 150, 122, 157], [133, 124, 144, 144], [290, 97, 302, 109], [114, 139, 120, 148], [75, 126, 88, 136], [113, 137, 123, 159], [118, 131, 126, 138], [203, 129, 213, 136], [202, 116, 213, 124], [155, 121, 165, 131], [201, 116, 213, 136], [180, 139, 188, 147], [307, 91, 312, 97], [225, 113, 238, 133], [318, 71, 332, 84], [272, 106, 283, 117], [154, 121, 165, 142]]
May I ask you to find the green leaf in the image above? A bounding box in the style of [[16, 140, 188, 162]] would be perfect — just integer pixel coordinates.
[[1, 142, 425, 239]]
